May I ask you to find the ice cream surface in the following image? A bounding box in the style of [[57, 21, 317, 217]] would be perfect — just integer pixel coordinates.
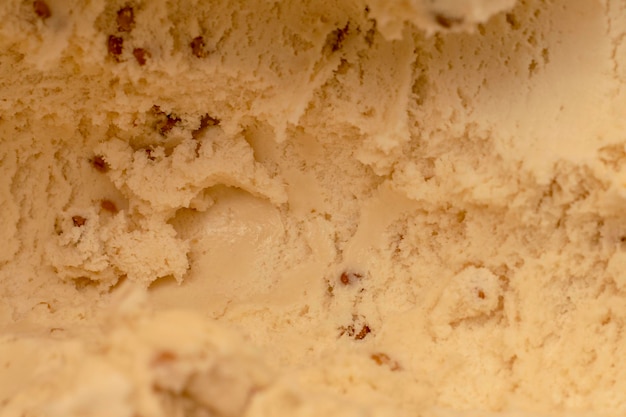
[[1, 0, 626, 416]]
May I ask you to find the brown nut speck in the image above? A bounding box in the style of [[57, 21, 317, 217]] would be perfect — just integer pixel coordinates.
[[91, 155, 109, 173], [434, 14, 464, 29], [477, 289, 486, 299], [108, 35, 124, 60], [355, 325, 371, 340], [72, 216, 87, 227], [133, 48, 149, 66], [145, 148, 156, 161], [100, 199, 118, 213], [190, 36, 207, 58], [371, 353, 401, 371], [192, 113, 221, 139], [152, 351, 177, 365], [116, 6, 135, 32], [33, 0, 51, 19], [340, 271, 363, 285]]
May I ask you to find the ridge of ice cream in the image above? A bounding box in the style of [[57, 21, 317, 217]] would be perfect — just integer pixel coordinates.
[[1, 0, 626, 416]]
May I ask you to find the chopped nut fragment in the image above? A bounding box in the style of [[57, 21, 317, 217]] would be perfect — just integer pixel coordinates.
[[152, 106, 180, 135], [116, 6, 135, 32], [33, 0, 51, 19], [434, 14, 464, 29], [100, 199, 118, 213], [371, 353, 401, 371], [338, 325, 355, 338], [355, 325, 371, 340], [152, 351, 177, 365], [145, 148, 156, 161], [72, 216, 87, 227], [190, 36, 207, 58], [323, 23, 350, 54], [339, 271, 363, 285], [108, 35, 124, 60], [158, 115, 180, 135], [192, 114, 221, 139], [133, 48, 148, 66], [90, 155, 109, 173]]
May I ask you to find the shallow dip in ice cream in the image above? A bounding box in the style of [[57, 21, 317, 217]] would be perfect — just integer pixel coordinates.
[[1, 0, 626, 416]]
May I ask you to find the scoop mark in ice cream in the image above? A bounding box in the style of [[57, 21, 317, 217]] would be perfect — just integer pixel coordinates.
[[107, 35, 124, 60], [33, 0, 51, 19], [72, 216, 87, 227], [73, 276, 98, 290], [90, 155, 109, 173], [116, 6, 135, 32]]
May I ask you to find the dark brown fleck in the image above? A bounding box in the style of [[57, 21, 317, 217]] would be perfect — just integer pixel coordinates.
[[477, 289, 486, 299], [340, 271, 363, 285], [91, 155, 109, 173], [133, 48, 149, 66], [330, 23, 350, 52], [192, 113, 221, 139], [338, 325, 355, 338], [152, 106, 181, 135], [145, 148, 156, 161], [33, 0, 51, 19], [152, 351, 177, 365], [158, 115, 180, 135], [100, 199, 118, 213], [72, 216, 87, 227], [354, 325, 371, 340], [434, 14, 464, 29], [116, 6, 135, 32], [108, 35, 124, 60], [190, 36, 207, 58], [371, 353, 401, 371]]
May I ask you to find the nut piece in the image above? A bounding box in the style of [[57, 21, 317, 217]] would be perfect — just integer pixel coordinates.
[[116, 6, 135, 32], [434, 14, 464, 29], [190, 36, 207, 58], [33, 0, 51, 19], [354, 325, 371, 340], [339, 271, 363, 286], [100, 199, 118, 213], [192, 113, 221, 139], [90, 155, 109, 173], [108, 35, 124, 60], [152, 106, 180, 135], [133, 48, 148, 66], [72, 216, 87, 227], [370, 353, 401, 371]]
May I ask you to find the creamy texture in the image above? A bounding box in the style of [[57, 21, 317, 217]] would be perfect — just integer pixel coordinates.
[[2, 0, 626, 416]]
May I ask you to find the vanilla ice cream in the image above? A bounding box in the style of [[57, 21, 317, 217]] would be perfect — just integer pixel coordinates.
[[1, 0, 626, 416]]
